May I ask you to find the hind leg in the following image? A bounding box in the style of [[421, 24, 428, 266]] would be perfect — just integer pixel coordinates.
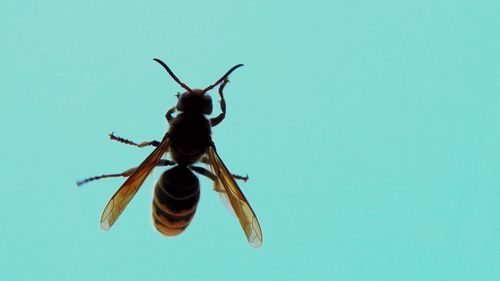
[[77, 159, 176, 186], [198, 156, 249, 182]]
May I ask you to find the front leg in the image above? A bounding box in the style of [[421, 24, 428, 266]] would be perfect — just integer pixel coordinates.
[[166, 106, 176, 124], [210, 79, 229, 127]]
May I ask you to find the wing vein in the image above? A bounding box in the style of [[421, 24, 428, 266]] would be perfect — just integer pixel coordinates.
[[207, 146, 263, 248], [100, 135, 170, 230]]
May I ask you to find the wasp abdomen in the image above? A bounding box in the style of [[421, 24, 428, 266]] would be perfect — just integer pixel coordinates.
[[152, 165, 200, 236]]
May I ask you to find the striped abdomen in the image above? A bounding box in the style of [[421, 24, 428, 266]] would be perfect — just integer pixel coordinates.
[[152, 165, 200, 236]]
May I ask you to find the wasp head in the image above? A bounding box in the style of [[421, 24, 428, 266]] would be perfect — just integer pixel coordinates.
[[153, 58, 243, 115], [176, 89, 213, 114]]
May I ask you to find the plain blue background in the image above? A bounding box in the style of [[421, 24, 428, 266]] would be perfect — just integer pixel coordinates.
[[1, 1, 499, 280]]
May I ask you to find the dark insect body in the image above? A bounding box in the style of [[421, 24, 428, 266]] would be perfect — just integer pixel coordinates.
[[77, 58, 263, 247], [168, 105, 212, 165]]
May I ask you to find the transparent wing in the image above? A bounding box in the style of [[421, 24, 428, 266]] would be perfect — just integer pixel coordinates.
[[206, 145, 263, 248], [100, 134, 170, 230]]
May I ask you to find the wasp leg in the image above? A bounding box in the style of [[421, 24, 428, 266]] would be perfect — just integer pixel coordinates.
[[191, 166, 217, 181], [76, 167, 137, 186], [197, 157, 249, 182], [210, 79, 229, 127], [166, 106, 176, 124], [109, 132, 160, 148], [198, 156, 210, 164], [232, 174, 249, 182], [76, 159, 176, 187], [157, 159, 176, 166]]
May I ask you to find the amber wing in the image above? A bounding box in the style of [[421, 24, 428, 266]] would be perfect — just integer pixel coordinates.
[[206, 145, 263, 248], [100, 134, 170, 230]]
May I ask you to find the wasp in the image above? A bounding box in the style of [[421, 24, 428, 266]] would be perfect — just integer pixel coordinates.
[[77, 58, 263, 248]]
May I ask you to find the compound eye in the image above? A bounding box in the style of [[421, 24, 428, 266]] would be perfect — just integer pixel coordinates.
[[202, 94, 212, 103], [176, 94, 186, 111], [202, 95, 213, 114]]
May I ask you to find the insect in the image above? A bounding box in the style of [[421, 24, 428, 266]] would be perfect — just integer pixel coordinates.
[[77, 58, 263, 248]]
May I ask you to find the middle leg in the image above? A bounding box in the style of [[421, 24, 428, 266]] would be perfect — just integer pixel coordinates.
[[109, 132, 160, 148]]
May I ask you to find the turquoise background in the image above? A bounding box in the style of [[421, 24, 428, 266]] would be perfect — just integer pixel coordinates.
[[1, 1, 499, 280]]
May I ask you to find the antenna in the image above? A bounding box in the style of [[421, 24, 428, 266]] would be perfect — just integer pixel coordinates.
[[203, 64, 244, 93], [153, 58, 192, 92]]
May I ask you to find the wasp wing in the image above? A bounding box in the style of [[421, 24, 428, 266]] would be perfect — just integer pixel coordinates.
[[206, 145, 263, 248], [100, 134, 170, 230]]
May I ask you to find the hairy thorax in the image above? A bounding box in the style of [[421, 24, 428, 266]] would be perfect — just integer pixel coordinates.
[[168, 113, 212, 165]]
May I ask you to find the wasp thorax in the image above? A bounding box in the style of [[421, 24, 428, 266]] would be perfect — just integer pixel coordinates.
[[176, 89, 213, 114]]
